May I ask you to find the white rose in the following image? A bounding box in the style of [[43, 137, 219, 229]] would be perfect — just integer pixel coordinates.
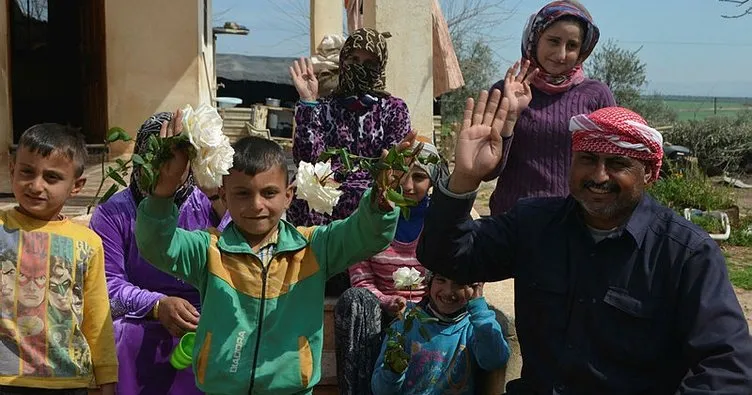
[[182, 104, 225, 148], [295, 161, 342, 215], [191, 142, 234, 189], [392, 267, 424, 290], [180, 104, 235, 189]]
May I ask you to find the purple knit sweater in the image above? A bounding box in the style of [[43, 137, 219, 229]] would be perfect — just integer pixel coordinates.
[[485, 79, 615, 215]]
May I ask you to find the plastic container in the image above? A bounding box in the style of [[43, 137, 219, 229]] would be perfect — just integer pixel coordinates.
[[265, 98, 281, 107], [169, 332, 196, 370], [267, 113, 279, 130], [683, 208, 731, 241], [216, 97, 242, 108]]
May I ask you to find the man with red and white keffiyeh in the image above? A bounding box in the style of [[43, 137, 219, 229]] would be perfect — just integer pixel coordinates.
[[567, 106, 664, 230], [417, 92, 752, 394]]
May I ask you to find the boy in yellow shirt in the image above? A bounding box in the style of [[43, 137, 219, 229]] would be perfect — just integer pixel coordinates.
[[0, 124, 117, 395]]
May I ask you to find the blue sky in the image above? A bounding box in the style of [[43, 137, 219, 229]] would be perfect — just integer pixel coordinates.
[[213, 0, 752, 97]]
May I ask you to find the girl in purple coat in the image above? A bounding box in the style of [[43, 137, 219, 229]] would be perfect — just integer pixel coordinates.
[[485, 0, 616, 215], [89, 112, 229, 395]]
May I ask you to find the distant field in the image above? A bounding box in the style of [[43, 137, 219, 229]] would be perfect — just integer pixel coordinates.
[[659, 97, 752, 121]]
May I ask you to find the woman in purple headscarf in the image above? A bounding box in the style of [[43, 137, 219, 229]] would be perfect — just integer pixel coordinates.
[[485, 0, 616, 215], [89, 112, 229, 395]]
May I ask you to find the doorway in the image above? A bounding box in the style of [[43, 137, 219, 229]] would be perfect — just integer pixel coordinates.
[[8, 0, 107, 143]]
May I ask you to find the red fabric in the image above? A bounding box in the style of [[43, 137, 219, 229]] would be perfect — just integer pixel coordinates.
[[571, 107, 663, 181]]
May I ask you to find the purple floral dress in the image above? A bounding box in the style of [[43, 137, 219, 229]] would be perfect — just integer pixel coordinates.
[[89, 189, 230, 395], [289, 96, 411, 226]]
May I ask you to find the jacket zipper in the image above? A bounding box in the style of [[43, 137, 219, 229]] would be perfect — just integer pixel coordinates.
[[248, 263, 268, 394]]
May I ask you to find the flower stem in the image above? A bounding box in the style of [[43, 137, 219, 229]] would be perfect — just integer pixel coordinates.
[[87, 143, 109, 214]]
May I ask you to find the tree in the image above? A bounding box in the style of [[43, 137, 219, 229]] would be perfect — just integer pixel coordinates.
[[720, 0, 752, 18], [438, 0, 511, 122], [587, 40, 646, 107], [440, 39, 498, 123], [441, 0, 514, 46], [588, 40, 676, 124]]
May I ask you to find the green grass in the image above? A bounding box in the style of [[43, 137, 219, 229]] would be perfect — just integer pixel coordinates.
[[728, 263, 752, 290], [662, 98, 752, 121], [675, 109, 747, 121]]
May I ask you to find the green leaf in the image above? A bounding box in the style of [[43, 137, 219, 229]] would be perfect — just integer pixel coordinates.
[[106, 127, 130, 143], [317, 151, 336, 163], [148, 134, 160, 151], [404, 316, 414, 332], [115, 158, 126, 168], [131, 154, 145, 165], [107, 167, 128, 187], [386, 188, 407, 204], [419, 326, 431, 341], [385, 148, 398, 164], [401, 207, 411, 220], [339, 150, 353, 171], [402, 196, 418, 206], [99, 184, 120, 204]]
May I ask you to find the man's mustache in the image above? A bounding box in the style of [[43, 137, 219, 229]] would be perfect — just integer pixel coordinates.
[[583, 180, 620, 193]]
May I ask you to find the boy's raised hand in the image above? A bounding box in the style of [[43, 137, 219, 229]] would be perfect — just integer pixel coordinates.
[[152, 108, 189, 199], [470, 283, 484, 300]]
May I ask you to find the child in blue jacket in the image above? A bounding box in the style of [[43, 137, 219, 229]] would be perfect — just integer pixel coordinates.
[[372, 271, 509, 394]]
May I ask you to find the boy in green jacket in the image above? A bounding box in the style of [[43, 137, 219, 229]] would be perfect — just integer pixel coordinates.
[[136, 115, 409, 394]]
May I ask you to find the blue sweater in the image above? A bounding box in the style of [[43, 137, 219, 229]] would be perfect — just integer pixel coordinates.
[[371, 297, 509, 394]]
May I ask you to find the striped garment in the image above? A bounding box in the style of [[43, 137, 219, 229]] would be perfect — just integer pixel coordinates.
[[347, 237, 427, 309]]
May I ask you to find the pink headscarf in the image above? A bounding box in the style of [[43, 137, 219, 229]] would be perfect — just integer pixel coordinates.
[[570, 107, 664, 182], [521, 1, 600, 95]]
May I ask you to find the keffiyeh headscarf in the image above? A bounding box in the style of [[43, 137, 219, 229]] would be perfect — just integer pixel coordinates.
[[128, 112, 196, 207], [570, 107, 664, 182], [521, 1, 600, 95], [335, 28, 391, 97]]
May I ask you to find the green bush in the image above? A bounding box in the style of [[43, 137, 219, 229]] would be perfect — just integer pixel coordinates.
[[648, 165, 736, 211], [662, 111, 752, 175]]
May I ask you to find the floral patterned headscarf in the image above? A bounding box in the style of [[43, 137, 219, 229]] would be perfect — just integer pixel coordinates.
[[521, 0, 600, 95]]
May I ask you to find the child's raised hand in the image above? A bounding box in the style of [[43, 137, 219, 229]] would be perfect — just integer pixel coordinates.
[[470, 283, 484, 300], [385, 296, 407, 315], [152, 108, 189, 198], [503, 59, 538, 118]]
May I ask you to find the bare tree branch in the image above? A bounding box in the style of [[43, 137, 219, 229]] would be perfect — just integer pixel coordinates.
[[441, 0, 518, 47], [720, 0, 752, 18]]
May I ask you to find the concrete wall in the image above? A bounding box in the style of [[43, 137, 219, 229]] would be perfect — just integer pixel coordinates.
[[363, 0, 433, 140], [105, 0, 210, 156], [310, 0, 343, 56], [0, 4, 11, 155], [198, 0, 215, 106]]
